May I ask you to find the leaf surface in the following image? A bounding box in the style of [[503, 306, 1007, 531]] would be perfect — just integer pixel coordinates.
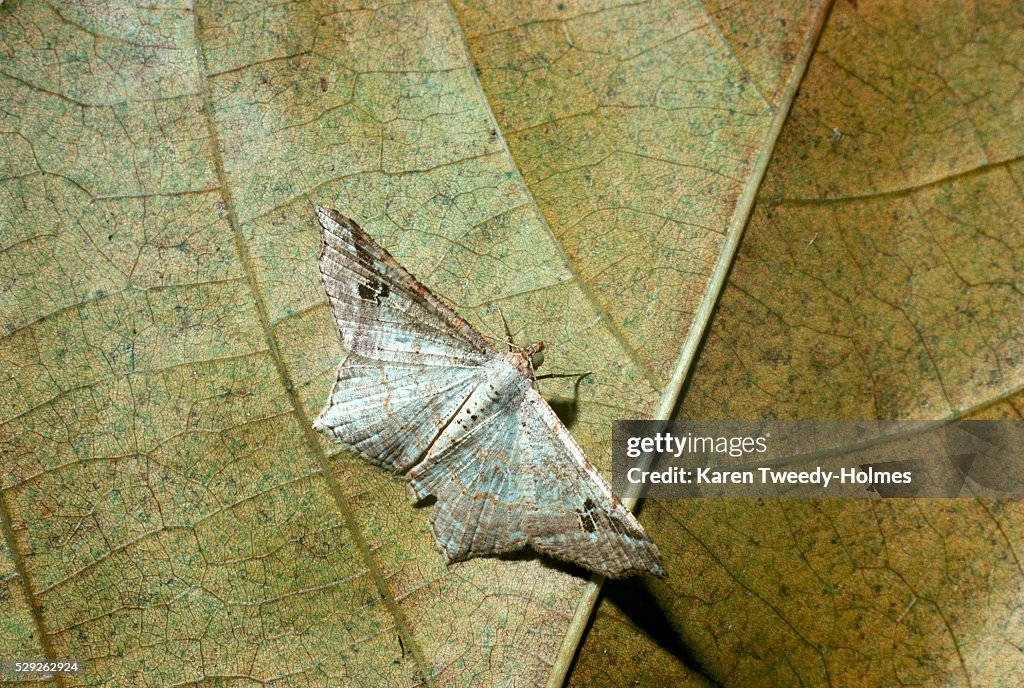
[[571, 1, 1024, 686], [5, 0, 975, 687]]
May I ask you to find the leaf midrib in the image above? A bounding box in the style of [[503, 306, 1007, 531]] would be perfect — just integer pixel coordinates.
[[443, 0, 665, 394], [0, 495, 67, 687], [188, 8, 436, 686]]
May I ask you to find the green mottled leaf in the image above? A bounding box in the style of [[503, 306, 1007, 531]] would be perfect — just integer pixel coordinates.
[[17, 1, 1019, 688]]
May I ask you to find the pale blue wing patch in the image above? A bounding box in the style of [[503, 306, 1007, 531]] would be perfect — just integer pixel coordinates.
[[314, 356, 483, 473], [407, 408, 530, 560]]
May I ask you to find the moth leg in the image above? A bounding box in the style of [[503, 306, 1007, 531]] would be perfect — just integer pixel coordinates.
[[535, 371, 592, 381], [533, 371, 590, 399]]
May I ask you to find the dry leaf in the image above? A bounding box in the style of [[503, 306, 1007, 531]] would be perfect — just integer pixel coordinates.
[[6, 1, 1015, 687], [572, 1, 1024, 686]]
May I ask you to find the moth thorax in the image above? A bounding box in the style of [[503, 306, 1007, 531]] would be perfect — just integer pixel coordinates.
[[504, 351, 532, 377], [505, 341, 544, 378]]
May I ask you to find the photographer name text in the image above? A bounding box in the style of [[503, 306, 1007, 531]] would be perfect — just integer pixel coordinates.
[[626, 466, 911, 487]]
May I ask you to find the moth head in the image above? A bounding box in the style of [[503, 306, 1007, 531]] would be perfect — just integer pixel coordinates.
[[528, 341, 545, 371]]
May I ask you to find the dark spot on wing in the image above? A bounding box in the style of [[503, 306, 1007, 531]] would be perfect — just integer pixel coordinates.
[[579, 498, 598, 533], [358, 279, 390, 305], [350, 225, 392, 305]]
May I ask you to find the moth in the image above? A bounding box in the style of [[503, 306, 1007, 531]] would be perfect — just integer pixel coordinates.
[[312, 207, 664, 578]]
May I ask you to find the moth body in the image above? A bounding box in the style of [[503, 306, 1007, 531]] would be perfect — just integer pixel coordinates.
[[414, 344, 544, 469], [404, 356, 529, 505]]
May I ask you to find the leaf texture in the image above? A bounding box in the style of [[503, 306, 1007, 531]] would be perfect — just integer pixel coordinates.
[[571, 1, 1024, 686], [8, 0, 1010, 687]]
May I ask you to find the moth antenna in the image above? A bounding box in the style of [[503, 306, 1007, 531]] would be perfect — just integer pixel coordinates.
[[496, 305, 514, 351], [472, 306, 513, 350]]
